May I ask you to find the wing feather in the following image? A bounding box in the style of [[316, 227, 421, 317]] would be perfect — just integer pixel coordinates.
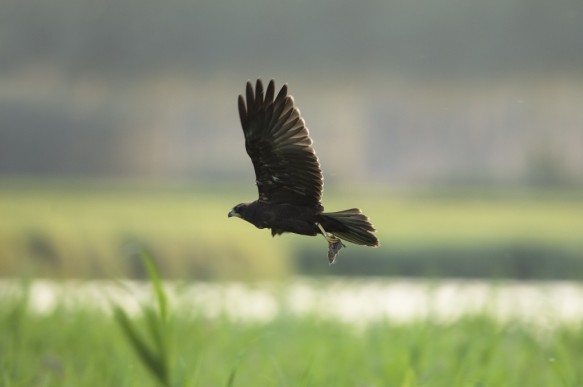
[[238, 79, 324, 207]]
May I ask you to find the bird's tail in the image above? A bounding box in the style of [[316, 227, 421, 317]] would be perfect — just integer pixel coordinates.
[[318, 209, 379, 247]]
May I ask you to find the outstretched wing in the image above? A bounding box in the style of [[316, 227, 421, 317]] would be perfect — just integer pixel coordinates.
[[238, 79, 323, 207]]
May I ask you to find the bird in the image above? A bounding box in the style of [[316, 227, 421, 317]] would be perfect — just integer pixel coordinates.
[[228, 79, 379, 264]]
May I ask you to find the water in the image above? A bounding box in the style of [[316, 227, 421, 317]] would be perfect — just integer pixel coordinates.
[[2, 278, 582, 327]]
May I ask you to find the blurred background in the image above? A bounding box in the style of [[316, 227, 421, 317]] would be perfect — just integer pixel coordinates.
[[1, 0, 582, 280]]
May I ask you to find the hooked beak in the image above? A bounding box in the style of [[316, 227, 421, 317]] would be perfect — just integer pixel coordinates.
[[228, 209, 240, 218]]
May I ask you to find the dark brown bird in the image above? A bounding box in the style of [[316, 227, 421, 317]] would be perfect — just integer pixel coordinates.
[[228, 79, 379, 263]]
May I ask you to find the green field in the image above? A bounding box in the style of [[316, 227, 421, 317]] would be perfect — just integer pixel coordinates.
[[1, 181, 583, 279], [2, 277, 583, 386], [2, 185, 583, 386]]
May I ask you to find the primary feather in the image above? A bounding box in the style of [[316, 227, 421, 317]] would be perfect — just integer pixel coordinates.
[[238, 79, 323, 207]]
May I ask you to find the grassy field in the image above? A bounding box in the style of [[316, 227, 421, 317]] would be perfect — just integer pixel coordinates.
[[2, 275, 583, 386], [1, 180, 583, 279]]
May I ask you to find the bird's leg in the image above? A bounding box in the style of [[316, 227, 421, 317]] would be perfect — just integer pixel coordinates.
[[316, 222, 334, 242], [316, 223, 346, 264]]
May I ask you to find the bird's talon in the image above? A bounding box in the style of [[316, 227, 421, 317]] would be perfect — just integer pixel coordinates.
[[327, 235, 346, 264], [317, 222, 345, 263]]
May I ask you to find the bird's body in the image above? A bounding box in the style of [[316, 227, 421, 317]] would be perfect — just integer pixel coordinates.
[[232, 201, 320, 236], [229, 79, 379, 263]]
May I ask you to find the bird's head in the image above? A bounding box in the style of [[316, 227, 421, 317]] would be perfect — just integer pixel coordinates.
[[228, 203, 250, 219]]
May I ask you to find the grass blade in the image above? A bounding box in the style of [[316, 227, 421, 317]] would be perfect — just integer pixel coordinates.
[[114, 306, 170, 386], [225, 367, 237, 387], [141, 251, 168, 323], [112, 251, 173, 386]]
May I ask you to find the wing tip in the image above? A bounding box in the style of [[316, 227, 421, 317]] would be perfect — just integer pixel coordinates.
[[238, 94, 246, 124], [255, 79, 265, 109]]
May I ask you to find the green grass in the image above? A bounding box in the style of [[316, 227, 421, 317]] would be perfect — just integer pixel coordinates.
[[2, 182, 582, 385], [1, 277, 583, 386], [1, 180, 583, 279]]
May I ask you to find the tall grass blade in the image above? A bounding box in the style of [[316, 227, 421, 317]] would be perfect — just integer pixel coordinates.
[[225, 367, 237, 387], [141, 251, 168, 323], [144, 307, 169, 379], [114, 306, 169, 386], [112, 251, 173, 386]]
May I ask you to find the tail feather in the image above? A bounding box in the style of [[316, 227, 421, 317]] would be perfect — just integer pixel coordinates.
[[319, 209, 379, 247]]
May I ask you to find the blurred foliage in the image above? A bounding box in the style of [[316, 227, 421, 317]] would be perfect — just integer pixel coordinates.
[[1, 282, 583, 386], [297, 242, 583, 280], [1, 0, 583, 186], [1, 181, 582, 280], [1, 0, 582, 77], [3, 76, 583, 187], [0, 181, 291, 280]]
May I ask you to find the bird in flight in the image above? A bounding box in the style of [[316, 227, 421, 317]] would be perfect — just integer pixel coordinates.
[[228, 79, 379, 263]]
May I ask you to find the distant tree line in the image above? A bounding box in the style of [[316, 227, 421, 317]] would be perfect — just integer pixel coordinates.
[[1, 0, 583, 186], [1, 0, 582, 78]]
